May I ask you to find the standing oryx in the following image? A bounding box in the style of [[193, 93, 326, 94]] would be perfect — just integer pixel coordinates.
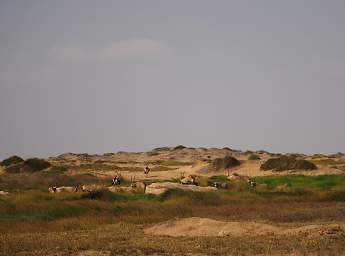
[[112, 172, 122, 186], [144, 166, 150, 176]]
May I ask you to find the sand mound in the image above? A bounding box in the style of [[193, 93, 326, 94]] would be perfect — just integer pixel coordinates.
[[145, 182, 216, 195], [144, 217, 344, 237]]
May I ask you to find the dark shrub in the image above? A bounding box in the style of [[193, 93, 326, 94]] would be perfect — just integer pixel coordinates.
[[22, 158, 51, 172], [173, 145, 186, 150], [0, 155, 24, 166], [153, 147, 170, 151], [329, 152, 344, 158], [260, 156, 317, 171], [81, 189, 127, 201], [212, 155, 240, 171], [4, 162, 24, 173], [248, 154, 261, 160], [326, 190, 345, 202]]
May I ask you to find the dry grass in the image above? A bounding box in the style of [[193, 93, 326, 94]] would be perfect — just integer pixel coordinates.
[[2, 174, 345, 255]]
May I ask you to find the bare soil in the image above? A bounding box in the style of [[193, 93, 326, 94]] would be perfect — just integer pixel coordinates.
[[145, 217, 345, 237]]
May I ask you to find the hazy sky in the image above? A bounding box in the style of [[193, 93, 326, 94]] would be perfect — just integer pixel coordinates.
[[1, 1, 345, 159]]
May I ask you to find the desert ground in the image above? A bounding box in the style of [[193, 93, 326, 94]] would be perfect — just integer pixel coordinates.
[[1, 146, 345, 255]]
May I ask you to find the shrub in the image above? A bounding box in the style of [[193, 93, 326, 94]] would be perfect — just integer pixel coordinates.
[[260, 156, 317, 171], [152, 147, 170, 151], [81, 189, 154, 201], [212, 155, 240, 171], [329, 152, 345, 158], [173, 145, 186, 150], [326, 190, 345, 202], [248, 154, 261, 160], [0, 155, 24, 167], [21, 158, 51, 172], [4, 163, 23, 173], [81, 189, 126, 201]]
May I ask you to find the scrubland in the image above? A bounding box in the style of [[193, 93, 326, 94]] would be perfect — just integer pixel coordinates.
[[1, 148, 345, 255]]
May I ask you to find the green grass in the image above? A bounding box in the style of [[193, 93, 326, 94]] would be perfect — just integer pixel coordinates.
[[0, 204, 85, 221], [2, 174, 345, 226], [208, 175, 232, 184], [255, 174, 345, 190]]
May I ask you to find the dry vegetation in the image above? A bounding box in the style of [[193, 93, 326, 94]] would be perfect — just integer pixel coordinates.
[[1, 148, 345, 255]]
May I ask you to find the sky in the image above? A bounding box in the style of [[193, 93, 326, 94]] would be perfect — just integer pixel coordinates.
[[0, 0, 345, 159]]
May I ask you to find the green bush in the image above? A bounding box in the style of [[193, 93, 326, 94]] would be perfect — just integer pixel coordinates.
[[248, 154, 261, 160], [21, 158, 51, 172], [260, 156, 317, 171], [0, 155, 24, 167], [212, 155, 240, 171]]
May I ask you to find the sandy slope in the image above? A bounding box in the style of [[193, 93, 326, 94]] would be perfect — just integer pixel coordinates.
[[226, 161, 344, 177], [83, 161, 210, 182], [74, 160, 343, 184], [145, 217, 345, 237]]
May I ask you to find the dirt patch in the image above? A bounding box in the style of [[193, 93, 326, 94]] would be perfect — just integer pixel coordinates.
[[76, 251, 111, 256], [144, 217, 345, 237], [145, 182, 216, 195]]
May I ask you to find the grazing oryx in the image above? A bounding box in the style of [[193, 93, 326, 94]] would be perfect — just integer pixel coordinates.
[[249, 180, 256, 188], [213, 182, 229, 189], [49, 186, 78, 193], [181, 175, 198, 185], [0, 191, 9, 195], [130, 176, 146, 191], [81, 184, 103, 192]]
